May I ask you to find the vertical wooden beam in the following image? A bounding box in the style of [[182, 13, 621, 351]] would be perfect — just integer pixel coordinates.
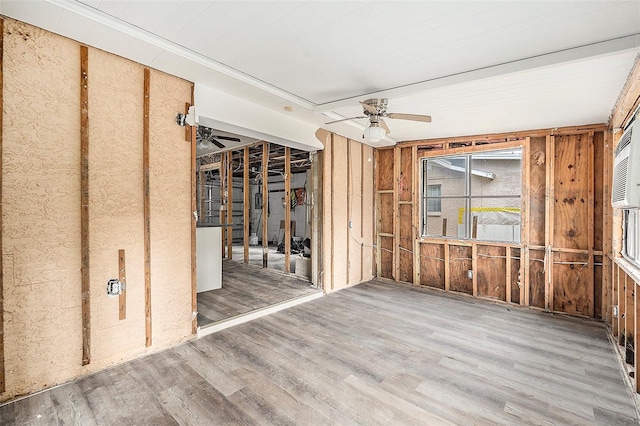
[[522, 137, 531, 307], [635, 280, 640, 393], [587, 132, 595, 318], [80, 45, 91, 365], [220, 152, 227, 256], [227, 151, 233, 260], [346, 141, 351, 285], [521, 247, 528, 306], [412, 146, 420, 286], [545, 135, 556, 312], [472, 243, 478, 297], [603, 130, 612, 322], [0, 17, 4, 392], [330, 136, 335, 289], [284, 147, 291, 274], [262, 142, 269, 268], [393, 147, 401, 281], [243, 147, 249, 264], [619, 269, 626, 342], [444, 242, 450, 292], [614, 265, 620, 337], [361, 144, 365, 282], [189, 95, 197, 334], [118, 250, 127, 320], [506, 248, 512, 304], [143, 68, 151, 347]]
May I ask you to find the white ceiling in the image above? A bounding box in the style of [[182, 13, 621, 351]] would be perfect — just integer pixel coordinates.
[[2, 0, 639, 144]]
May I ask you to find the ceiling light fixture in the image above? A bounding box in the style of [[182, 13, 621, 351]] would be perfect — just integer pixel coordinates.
[[364, 123, 386, 143], [197, 139, 213, 150]]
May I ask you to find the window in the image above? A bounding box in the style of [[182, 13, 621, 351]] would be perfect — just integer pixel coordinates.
[[623, 209, 640, 267], [426, 184, 441, 215], [421, 148, 522, 242]]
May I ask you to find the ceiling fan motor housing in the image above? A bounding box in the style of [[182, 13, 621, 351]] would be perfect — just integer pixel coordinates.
[[362, 98, 388, 116]]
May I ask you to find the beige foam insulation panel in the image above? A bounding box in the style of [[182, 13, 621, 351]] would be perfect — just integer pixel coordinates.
[[1, 18, 193, 401], [320, 133, 375, 292]]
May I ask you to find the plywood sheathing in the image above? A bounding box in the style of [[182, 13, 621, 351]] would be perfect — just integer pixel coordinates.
[[377, 125, 607, 318]]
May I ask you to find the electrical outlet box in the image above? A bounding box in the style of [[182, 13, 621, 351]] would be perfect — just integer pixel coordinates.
[[107, 279, 125, 296]]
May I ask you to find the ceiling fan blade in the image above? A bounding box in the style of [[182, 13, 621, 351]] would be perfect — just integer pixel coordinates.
[[211, 135, 241, 142], [325, 116, 367, 125], [387, 113, 432, 123], [379, 118, 390, 134], [211, 138, 226, 149], [360, 101, 379, 115]]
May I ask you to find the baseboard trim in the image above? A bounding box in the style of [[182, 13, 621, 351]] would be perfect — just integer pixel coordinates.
[[196, 291, 324, 338]]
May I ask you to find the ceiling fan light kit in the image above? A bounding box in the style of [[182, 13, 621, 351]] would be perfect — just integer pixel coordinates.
[[364, 124, 386, 143], [325, 98, 431, 147]]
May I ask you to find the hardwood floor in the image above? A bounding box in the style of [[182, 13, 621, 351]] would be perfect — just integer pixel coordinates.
[[197, 260, 320, 326], [1, 279, 638, 425]]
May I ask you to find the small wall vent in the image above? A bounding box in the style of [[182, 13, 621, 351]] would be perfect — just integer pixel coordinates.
[[612, 122, 640, 208]]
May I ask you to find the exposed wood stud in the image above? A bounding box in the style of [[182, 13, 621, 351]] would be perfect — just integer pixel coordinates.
[[80, 45, 91, 365], [521, 247, 527, 306], [329, 135, 335, 289], [0, 17, 4, 392], [243, 147, 249, 264], [521, 137, 531, 307], [393, 146, 401, 281], [472, 243, 478, 297], [412, 146, 420, 286], [361, 143, 365, 283], [506, 249, 512, 303], [220, 152, 227, 256], [587, 132, 595, 318], [143, 67, 151, 347], [444, 242, 450, 292], [189, 92, 197, 334], [346, 141, 350, 285], [284, 147, 291, 274], [262, 142, 269, 269], [119, 249, 126, 320], [545, 135, 555, 312], [635, 279, 640, 393], [227, 151, 233, 261]]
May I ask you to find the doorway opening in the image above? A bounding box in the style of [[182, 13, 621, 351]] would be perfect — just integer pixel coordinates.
[[195, 127, 321, 329]]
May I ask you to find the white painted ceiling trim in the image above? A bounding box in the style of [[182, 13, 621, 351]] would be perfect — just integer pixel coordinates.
[[195, 85, 324, 152]]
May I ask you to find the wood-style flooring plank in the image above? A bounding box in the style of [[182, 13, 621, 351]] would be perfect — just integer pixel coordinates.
[[0, 278, 637, 425]]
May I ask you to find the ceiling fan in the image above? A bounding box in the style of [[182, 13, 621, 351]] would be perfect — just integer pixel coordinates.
[[325, 98, 431, 143], [197, 127, 241, 150]]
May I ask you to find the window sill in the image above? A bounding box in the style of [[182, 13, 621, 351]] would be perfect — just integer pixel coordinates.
[[615, 257, 640, 285]]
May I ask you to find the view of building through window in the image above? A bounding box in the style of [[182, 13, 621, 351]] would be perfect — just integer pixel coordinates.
[[421, 148, 522, 242], [623, 209, 640, 267]]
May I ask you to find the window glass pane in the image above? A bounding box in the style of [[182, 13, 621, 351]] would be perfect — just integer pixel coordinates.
[[424, 198, 466, 238], [470, 149, 522, 197], [426, 184, 441, 213], [468, 197, 521, 243], [426, 156, 467, 196]]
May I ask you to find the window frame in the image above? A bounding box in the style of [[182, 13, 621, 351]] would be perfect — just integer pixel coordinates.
[[420, 147, 523, 242]]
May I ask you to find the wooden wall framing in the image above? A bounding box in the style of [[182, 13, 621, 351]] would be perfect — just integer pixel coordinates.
[[376, 124, 608, 319], [80, 45, 91, 365], [143, 67, 151, 347]]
